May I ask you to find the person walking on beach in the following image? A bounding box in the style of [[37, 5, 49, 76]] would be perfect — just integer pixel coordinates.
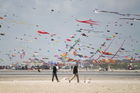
[[37, 66, 41, 72], [52, 64, 59, 82], [69, 64, 79, 83]]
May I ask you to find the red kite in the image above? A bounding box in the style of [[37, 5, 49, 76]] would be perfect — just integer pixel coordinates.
[[106, 38, 112, 40], [101, 51, 113, 55], [66, 39, 71, 41], [37, 30, 49, 34]]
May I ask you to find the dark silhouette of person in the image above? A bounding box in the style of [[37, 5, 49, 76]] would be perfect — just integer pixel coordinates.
[[37, 66, 41, 72], [69, 64, 79, 83], [52, 64, 59, 82]]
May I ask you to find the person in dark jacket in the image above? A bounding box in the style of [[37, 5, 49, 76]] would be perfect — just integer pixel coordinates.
[[69, 64, 79, 83], [52, 64, 59, 82]]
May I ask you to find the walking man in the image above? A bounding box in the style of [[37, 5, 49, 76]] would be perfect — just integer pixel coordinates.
[[52, 64, 59, 82], [69, 64, 79, 83]]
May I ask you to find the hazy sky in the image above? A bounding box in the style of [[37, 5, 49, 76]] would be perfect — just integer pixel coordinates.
[[0, 0, 140, 65]]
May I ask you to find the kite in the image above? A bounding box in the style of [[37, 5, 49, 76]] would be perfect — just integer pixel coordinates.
[[61, 52, 67, 57], [130, 23, 133, 26], [100, 51, 113, 55], [80, 29, 104, 33], [34, 37, 38, 39], [77, 54, 83, 58], [51, 38, 54, 41], [81, 33, 88, 37], [101, 59, 116, 63], [93, 60, 101, 64], [105, 35, 116, 40], [73, 51, 78, 56], [76, 19, 98, 25], [126, 57, 135, 60], [90, 52, 94, 54], [84, 56, 89, 58], [70, 34, 76, 38], [94, 9, 140, 17], [37, 30, 49, 34], [120, 18, 140, 21], [120, 48, 125, 50], [0, 33, 5, 36], [115, 32, 118, 35], [50, 34, 56, 37], [42, 57, 49, 59], [66, 57, 79, 62], [11, 54, 16, 57], [54, 55, 59, 58], [101, 42, 106, 46], [51, 9, 54, 12], [76, 29, 82, 32], [107, 30, 110, 32], [0, 17, 4, 20], [19, 50, 26, 59], [91, 38, 115, 62], [66, 39, 72, 41], [106, 38, 112, 40], [70, 35, 75, 38]]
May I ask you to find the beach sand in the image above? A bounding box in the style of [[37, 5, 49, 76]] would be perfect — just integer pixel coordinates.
[[0, 75, 140, 93]]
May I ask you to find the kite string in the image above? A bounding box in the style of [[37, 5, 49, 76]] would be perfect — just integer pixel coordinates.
[[111, 40, 125, 59], [93, 38, 115, 62]]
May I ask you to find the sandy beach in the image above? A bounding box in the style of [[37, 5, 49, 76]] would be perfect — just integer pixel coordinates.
[[0, 74, 140, 93]]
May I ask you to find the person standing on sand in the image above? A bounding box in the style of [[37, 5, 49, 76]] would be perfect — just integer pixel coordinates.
[[69, 64, 79, 83], [52, 64, 59, 82]]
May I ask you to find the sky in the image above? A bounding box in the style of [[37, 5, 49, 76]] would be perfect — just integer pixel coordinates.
[[0, 0, 140, 65]]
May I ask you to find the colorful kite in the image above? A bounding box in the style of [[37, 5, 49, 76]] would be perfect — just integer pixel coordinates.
[[66, 57, 80, 62], [61, 52, 67, 57], [101, 59, 116, 63], [100, 51, 113, 55]]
